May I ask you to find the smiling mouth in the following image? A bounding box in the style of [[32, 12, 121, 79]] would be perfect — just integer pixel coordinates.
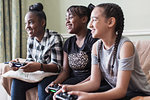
[[91, 29, 95, 34], [27, 30, 33, 35], [66, 25, 72, 30]]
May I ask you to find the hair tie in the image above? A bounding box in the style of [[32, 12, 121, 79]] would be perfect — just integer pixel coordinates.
[[88, 3, 95, 12]]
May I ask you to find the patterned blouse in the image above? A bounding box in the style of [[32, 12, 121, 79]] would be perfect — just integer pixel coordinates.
[[64, 29, 98, 77], [26, 29, 63, 72]]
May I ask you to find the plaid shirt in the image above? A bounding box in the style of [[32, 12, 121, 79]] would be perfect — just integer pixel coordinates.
[[26, 29, 63, 72]]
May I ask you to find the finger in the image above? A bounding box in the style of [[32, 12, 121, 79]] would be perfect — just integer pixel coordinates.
[[53, 96, 56, 100], [53, 92, 57, 100], [20, 66, 26, 69], [61, 85, 68, 92], [16, 58, 19, 62], [51, 81, 55, 86], [45, 83, 52, 93], [11, 67, 19, 71], [68, 91, 79, 96], [9, 62, 13, 67], [55, 88, 63, 96], [58, 83, 62, 86], [22, 68, 28, 72], [20, 64, 28, 69], [45, 86, 49, 93]]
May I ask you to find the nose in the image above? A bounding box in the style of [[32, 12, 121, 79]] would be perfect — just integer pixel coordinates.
[[65, 18, 70, 25], [89, 20, 93, 28], [25, 23, 29, 30], [66, 17, 70, 22]]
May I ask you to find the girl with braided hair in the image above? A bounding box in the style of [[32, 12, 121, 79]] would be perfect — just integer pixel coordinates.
[[54, 3, 150, 100]]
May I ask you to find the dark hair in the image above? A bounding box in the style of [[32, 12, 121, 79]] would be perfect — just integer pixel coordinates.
[[97, 3, 124, 76], [29, 3, 46, 29], [67, 3, 95, 25]]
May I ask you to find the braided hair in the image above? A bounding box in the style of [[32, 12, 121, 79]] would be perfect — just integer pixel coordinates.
[[67, 3, 95, 25], [29, 3, 47, 29], [97, 3, 124, 76]]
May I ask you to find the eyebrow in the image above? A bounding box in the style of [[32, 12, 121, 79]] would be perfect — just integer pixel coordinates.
[[91, 16, 98, 19]]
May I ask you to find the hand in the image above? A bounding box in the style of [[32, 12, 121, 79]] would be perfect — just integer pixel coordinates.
[[20, 62, 41, 72], [10, 65, 19, 71], [9, 58, 20, 71], [53, 84, 67, 100], [10, 58, 20, 62], [68, 91, 92, 100], [45, 81, 56, 93]]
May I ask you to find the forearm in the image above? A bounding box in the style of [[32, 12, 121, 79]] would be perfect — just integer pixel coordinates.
[[42, 63, 58, 73], [53, 70, 70, 84], [78, 76, 90, 84], [89, 87, 126, 100], [67, 79, 100, 92]]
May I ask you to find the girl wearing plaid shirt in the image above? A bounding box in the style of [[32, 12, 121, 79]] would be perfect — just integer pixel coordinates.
[[10, 3, 63, 100]]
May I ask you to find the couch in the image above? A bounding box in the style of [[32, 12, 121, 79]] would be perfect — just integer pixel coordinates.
[[0, 40, 150, 100], [131, 40, 150, 100]]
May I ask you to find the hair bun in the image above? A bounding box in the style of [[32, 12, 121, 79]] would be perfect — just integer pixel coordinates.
[[88, 3, 95, 13], [29, 3, 43, 12]]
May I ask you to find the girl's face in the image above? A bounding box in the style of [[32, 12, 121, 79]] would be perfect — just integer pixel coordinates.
[[25, 12, 44, 37], [65, 12, 83, 34], [89, 7, 108, 38]]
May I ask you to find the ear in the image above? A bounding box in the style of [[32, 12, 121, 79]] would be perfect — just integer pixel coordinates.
[[81, 16, 88, 24], [107, 17, 116, 28], [41, 19, 46, 27]]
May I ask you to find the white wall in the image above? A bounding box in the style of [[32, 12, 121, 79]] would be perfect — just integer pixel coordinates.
[[25, 0, 150, 41]]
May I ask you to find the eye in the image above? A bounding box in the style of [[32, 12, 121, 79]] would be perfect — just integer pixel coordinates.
[[69, 16, 73, 19], [66, 15, 74, 21], [28, 20, 33, 24], [92, 18, 97, 21]]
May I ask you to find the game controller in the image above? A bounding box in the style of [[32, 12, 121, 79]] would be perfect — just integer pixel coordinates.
[[11, 62, 26, 67], [47, 84, 62, 93], [56, 92, 78, 100]]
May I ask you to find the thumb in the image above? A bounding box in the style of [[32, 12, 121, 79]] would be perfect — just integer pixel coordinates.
[[68, 91, 80, 96]]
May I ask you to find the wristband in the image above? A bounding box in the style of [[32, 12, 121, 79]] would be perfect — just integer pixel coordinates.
[[40, 63, 44, 71]]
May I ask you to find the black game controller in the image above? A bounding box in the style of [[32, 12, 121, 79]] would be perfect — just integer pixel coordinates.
[[48, 84, 62, 93], [11, 62, 26, 67], [56, 92, 78, 100]]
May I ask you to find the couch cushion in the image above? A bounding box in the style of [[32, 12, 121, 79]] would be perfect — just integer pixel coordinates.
[[133, 40, 150, 84]]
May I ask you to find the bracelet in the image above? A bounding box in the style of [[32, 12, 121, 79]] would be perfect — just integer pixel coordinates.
[[40, 63, 44, 71]]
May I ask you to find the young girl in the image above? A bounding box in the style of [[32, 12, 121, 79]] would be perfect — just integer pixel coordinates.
[[54, 3, 150, 100], [11, 3, 63, 100], [45, 4, 98, 100]]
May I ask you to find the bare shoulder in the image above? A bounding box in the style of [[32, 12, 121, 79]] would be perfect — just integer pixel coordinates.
[[92, 41, 99, 55], [120, 41, 134, 58]]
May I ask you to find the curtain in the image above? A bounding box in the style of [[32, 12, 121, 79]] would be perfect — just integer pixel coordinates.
[[0, 0, 27, 63]]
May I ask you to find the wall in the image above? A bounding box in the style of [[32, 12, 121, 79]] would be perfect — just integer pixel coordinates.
[[25, 0, 150, 41], [24, 0, 61, 33]]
